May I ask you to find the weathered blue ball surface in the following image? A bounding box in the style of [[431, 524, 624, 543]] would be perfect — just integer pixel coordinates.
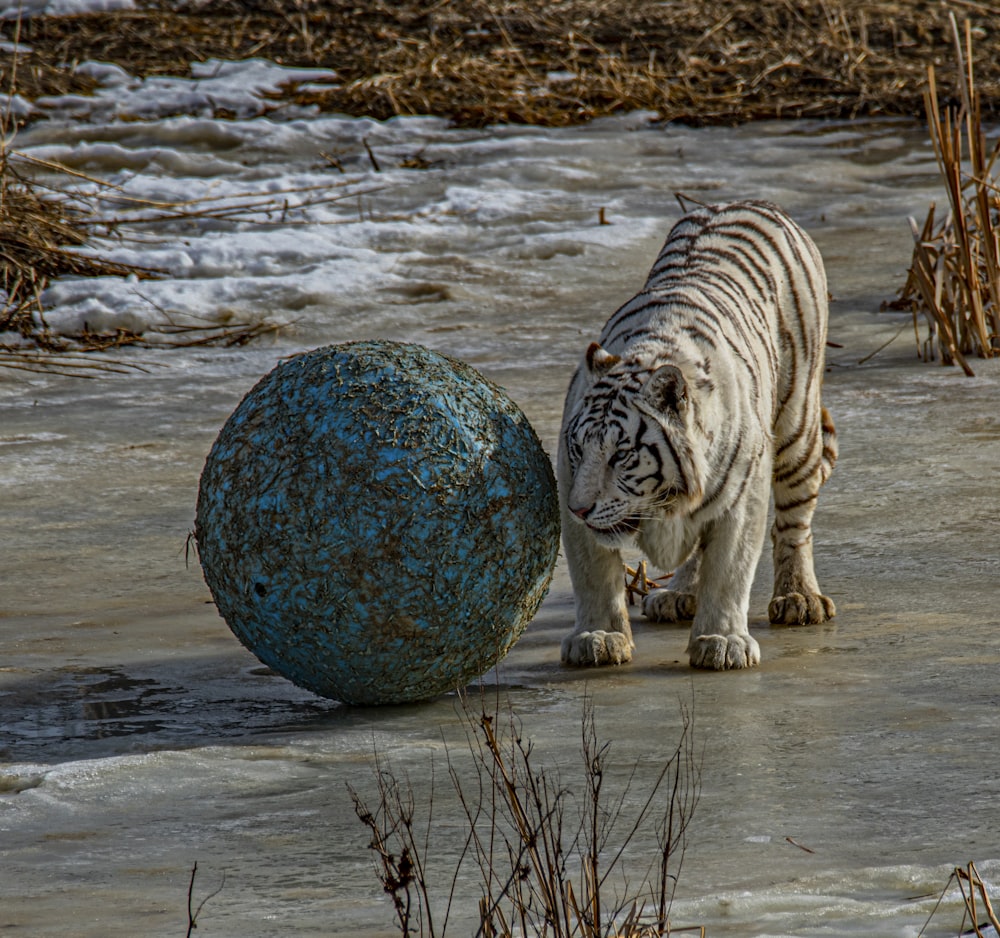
[[195, 341, 559, 705]]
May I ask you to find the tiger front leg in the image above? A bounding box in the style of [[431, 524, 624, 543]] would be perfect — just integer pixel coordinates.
[[686, 486, 769, 670], [560, 516, 634, 667]]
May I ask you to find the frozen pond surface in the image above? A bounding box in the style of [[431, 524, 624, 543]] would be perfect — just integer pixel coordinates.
[[1, 61, 999, 937]]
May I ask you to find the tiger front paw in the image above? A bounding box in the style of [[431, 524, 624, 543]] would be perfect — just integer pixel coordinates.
[[769, 592, 835, 625], [688, 632, 760, 670], [561, 630, 633, 667], [643, 588, 697, 623]]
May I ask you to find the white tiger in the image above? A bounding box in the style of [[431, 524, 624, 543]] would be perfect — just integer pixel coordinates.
[[558, 199, 836, 671]]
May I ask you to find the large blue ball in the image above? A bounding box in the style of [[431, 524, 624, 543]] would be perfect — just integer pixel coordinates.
[[195, 341, 559, 705]]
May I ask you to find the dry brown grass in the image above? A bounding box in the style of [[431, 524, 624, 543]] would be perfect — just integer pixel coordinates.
[[0, 141, 382, 372], [886, 15, 1000, 375], [0, 149, 163, 345], [7, 0, 1000, 130]]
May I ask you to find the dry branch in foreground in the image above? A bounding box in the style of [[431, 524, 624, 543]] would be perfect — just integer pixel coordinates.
[[351, 695, 702, 938]]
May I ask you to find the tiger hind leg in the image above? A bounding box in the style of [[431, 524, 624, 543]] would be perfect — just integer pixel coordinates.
[[642, 550, 699, 623], [769, 406, 836, 625]]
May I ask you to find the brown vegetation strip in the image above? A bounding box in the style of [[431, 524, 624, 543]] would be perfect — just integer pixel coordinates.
[[0, 150, 161, 340], [6, 0, 1000, 128], [0, 146, 368, 361]]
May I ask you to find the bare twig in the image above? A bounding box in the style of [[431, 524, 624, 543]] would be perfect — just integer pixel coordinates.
[[185, 862, 226, 937], [352, 692, 702, 938], [624, 561, 673, 605]]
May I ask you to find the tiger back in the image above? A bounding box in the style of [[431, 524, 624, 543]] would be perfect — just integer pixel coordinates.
[[557, 199, 836, 671]]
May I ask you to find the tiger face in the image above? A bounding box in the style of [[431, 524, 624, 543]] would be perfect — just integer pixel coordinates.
[[563, 343, 704, 548]]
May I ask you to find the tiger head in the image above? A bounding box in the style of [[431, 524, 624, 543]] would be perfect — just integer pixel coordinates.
[[564, 342, 706, 547]]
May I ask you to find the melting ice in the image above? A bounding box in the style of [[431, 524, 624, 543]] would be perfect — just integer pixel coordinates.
[[1, 38, 999, 938]]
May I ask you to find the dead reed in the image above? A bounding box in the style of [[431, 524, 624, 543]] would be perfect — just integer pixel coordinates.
[[888, 16, 1000, 375], [0, 148, 159, 340], [9, 1, 1000, 130], [0, 144, 383, 374], [350, 694, 702, 938], [624, 562, 673, 607], [918, 861, 1000, 937], [955, 863, 1000, 937]]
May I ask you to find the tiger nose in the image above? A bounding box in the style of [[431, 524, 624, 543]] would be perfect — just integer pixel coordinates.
[[570, 503, 593, 520]]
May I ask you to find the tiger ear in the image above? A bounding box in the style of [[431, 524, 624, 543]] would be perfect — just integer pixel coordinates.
[[642, 364, 688, 414], [585, 342, 620, 376]]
